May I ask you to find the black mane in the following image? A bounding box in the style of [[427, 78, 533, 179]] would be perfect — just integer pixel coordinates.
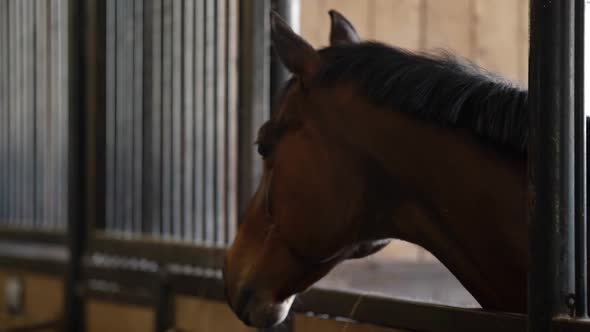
[[316, 42, 528, 152]]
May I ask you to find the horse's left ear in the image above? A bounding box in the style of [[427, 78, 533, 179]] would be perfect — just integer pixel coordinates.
[[271, 11, 320, 80], [329, 10, 361, 45]]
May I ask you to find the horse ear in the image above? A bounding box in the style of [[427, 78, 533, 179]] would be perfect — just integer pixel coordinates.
[[329, 10, 360, 45], [270, 11, 320, 79]]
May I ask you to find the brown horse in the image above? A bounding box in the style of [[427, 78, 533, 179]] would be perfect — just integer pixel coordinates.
[[223, 10, 529, 328]]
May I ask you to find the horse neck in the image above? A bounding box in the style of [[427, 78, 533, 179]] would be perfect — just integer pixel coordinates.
[[308, 89, 529, 312]]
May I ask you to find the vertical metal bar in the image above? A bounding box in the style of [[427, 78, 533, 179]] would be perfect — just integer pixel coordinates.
[[29, 0, 36, 226], [7, 0, 14, 226], [528, 0, 576, 330], [115, 0, 124, 234], [238, 0, 270, 215], [105, 0, 116, 233], [182, 0, 195, 242], [28, 0, 35, 226], [49, 0, 57, 229], [225, 0, 238, 244], [161, 0, 172, 238], [171, 0, 182, 239], [203, 0, 217, 244], [65, 0, 86, 328], [193, 0, 204, 242], [215, 0, 227, 245], [270, 0, 298, 107], [22, 0, 32, 227], [0, 0, 6, 224], [58, 0, 69, 230], [575, 0, 587, 318], [35, 0, 48, 228], [15, 0, 22, 226], [48, 0, 59, 229], [86, 0, 105, 240], [133, 0, 143, 236], [142, 0, 154, 235], [154, 269, 173, 332], [149, 0, 163, 237], [124, 0, 133, 236]]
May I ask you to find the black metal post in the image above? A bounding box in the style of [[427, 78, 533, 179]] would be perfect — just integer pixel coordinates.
[[574, 0, 587, 319], [238, 0, 271, 215], [155, 267, 173, 332], [270, 0, 299, 107], [528, 0, 577, 330], [65, 0, 87, 331]]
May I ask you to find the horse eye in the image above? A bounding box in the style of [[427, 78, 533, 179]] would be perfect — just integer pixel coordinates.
[[257, 143, 270, 158]]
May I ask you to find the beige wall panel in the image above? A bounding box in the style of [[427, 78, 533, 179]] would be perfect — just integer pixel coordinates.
[[23, 274, 63, 319], [175, 296, 255, 332], [517, 0, 529, 85], [473, 0, 520, 82], [86, 300, 154, 332], [300, 0, 327, 48], [300, 0, 370, 48], [372, 0, 422, 50], [424, 0, 473, 58]]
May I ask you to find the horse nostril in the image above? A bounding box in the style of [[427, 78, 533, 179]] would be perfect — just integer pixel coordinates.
[[235, 287, 255, 320]]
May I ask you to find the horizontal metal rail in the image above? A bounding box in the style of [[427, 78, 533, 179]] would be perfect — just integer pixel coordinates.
[[89, 233, 226, 269]]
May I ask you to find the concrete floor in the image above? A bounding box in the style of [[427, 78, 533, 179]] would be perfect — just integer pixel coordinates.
[[315, 241, 480, 308]]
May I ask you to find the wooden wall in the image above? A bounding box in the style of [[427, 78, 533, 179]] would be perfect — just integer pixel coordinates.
[[0, 269, 411, 332], [299, 0, 529, 84]]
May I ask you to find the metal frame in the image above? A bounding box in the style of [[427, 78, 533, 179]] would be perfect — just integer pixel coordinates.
[[0, 228, 66, 245], [2, 1, 590, 332], [89, 233, 226, 269], [528, 0, 587, 330]]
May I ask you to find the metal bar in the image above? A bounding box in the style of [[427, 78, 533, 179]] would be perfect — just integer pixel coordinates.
[[215, 0, 227, 245], [65, 0, 86, 329], [182, 0, 195, 242], [48, 0, 59, 229], [15, 0, 22, 226], [0, 255, 66, 275], [0, 0, 8, 224], [237, 0, 271, 216], [296, 289, 527, 332], [5, 0, 13, 226], [193, 0, 204, 242], [225, 0, 239, 244], [114, 0, 123, 234], [58, 0, 69, 231], [154, 269, 173, 332], [171, 0, 182, 239], [142, 0, 154, 235], [204, 0, 216, 244], [105, 0, 116, 233], [161, 0, 172, 238], [149, 0, 163, 237], [90, 233, 225, 268], [528, 0, 577, 330], [270, 0, 298, 108], [575, 0, 587, 318], [34, 0, 48, 228], [115, 0, 127, 235], [85, 0, 106, 244], [124, 0, 133, 236], [27, 0, 35, 227], [7, 0, 15, 227], [133, 0, 143, 236], [22, 0, 32, 227], [0, 228, 66, 243]]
